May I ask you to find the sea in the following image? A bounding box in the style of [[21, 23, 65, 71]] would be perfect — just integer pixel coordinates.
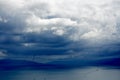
[[0, 67, 120, 80]]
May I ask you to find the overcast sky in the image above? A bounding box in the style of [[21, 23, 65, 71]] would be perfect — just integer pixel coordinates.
[[0, 0, 120, 66]]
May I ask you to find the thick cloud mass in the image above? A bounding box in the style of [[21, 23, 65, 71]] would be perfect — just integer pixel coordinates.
[[0, 0, 120, 66]]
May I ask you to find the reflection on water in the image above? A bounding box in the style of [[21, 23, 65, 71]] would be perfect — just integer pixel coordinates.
[[0, 67, 120, 80]]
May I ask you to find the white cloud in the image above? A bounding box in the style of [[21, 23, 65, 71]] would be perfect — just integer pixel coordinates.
[[0, 0, 120, 43], [53, 29, 65, 36], [81, 28, 102, 39]]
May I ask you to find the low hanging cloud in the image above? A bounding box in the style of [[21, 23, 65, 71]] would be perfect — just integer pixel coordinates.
[[0, 0, 120, 65]]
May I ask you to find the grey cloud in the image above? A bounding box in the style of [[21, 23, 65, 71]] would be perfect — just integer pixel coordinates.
[[0, 0, 120, 65]]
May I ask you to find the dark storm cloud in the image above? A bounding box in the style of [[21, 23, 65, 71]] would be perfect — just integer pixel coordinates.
[[0, 0, 120, 67]]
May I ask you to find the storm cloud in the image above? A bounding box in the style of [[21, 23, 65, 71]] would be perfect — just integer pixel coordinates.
[[0, 0, 120, 66]]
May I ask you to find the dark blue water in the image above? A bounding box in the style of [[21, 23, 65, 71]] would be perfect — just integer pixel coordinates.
[[0, 67, 120, 80]]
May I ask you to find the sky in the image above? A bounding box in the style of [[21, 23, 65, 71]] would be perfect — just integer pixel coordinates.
[[0, 0, 120, 67]]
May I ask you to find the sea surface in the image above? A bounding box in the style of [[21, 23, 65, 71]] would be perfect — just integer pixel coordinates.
[[0, 67, 120, 80]]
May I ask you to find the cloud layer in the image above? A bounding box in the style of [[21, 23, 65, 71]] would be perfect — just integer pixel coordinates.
[[0, 0, 120, 65]]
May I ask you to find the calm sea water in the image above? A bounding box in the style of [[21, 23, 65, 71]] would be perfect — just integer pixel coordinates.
[[0, 67, 120, 80]]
